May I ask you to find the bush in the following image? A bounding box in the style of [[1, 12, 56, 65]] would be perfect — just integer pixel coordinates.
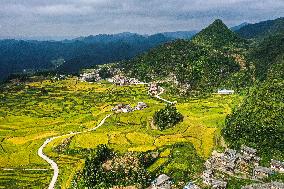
[[153, 104, 183, 130]]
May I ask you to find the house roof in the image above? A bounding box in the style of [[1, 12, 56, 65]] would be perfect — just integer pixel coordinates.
[[241, 145, 257, 154], [271, 159, 284, 166], [225, 149, 237, 156], [153, 174, 171, 186], [254, 166, 273, 174]]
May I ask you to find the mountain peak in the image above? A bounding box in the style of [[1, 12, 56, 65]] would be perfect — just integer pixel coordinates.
[[192, 19, 244, 48], [212, 19, 225, 25]]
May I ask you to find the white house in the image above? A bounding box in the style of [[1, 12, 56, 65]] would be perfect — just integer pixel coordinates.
[[217, 89, 234, 95]]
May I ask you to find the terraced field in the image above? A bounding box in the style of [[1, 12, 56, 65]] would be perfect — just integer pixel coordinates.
[[0, 77, 240, 188]]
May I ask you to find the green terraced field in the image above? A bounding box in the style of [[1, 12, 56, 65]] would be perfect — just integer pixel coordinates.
[[0, 77, 240, 188]]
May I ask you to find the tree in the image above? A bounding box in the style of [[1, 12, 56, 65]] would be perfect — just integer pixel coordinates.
[[153, 104, 184, 130]]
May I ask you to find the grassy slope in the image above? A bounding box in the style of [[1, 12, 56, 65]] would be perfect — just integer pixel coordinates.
[[0, 78, 239, 188]]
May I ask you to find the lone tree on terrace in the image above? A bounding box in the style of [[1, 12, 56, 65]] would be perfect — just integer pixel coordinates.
[[153, 104, 184, 130]]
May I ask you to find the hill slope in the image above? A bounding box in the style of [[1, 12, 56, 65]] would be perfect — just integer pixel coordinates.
[[192, 19, 246, 49], [222, 65, 284, 156], [119, 20, 250, 92], [249, 33, 284, 81], [236, 17, 284, 39]]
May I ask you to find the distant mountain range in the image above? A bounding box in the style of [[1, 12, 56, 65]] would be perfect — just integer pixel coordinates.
[[1, 17, 283, 82], [235, 17, 284, 39], [0, 31, 198, 81], [230, 22, 250, 31]]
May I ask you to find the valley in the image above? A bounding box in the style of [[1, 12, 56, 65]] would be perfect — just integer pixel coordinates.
[[0, 77, 238, 188]]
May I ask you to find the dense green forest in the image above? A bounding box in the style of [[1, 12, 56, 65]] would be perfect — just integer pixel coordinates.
[[222, 33, 284, 159], [249, 33, 284, 81], [222, 74, 284, 158]]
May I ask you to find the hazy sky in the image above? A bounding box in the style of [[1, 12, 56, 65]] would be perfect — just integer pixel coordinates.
[[1, 0, 283, 37]]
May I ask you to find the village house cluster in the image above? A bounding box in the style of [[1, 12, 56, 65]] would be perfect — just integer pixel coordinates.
[[202, 145, 284, 188], [52, 74, 67, 81], [108, 148, 284, 189], [112, 102, 148, 113], [109, 75, 142, 86], [79, 70, 101, 82]]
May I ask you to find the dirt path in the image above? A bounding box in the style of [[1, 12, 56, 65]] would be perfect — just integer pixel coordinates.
[[38, 114, 112, 189]]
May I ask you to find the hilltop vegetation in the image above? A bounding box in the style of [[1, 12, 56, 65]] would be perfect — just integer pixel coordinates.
[[236, 17, 284, 39], [192, 19, 247, 49]]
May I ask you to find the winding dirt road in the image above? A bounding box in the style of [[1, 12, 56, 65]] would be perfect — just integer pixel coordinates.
[[38, 114, 112, 189]]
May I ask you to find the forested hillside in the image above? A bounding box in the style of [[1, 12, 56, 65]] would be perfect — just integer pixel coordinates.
[[119, 19, 251, 93], [222, 31, 284, 159], [222, 66, 284, 158], [192, 19, 247, 49], [249, 33, 284, 81], [236, 17, 284, 39]]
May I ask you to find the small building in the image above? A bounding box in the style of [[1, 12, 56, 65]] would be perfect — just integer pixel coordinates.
[[217, 89, 234, 95], [225, 149, 237, 158], [112, 104, 133, 113], [184, 182, 200, 189], [271, 159, 284, 173], [253, 166, 273, 179], [129, 78, 140, 85], [113, 75, 129, 86], [135, 102, 147, 110], [252, 156, 261, 166], [204, 159, 212, 169], [151, 174, 172, 189]]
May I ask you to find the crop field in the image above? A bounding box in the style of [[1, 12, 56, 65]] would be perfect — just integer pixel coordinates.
[[0, 77, 240, 188]]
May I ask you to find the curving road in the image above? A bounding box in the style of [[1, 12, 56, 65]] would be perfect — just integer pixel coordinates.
[[155, 87, 175, 104], [38, 114, 112, 189]]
